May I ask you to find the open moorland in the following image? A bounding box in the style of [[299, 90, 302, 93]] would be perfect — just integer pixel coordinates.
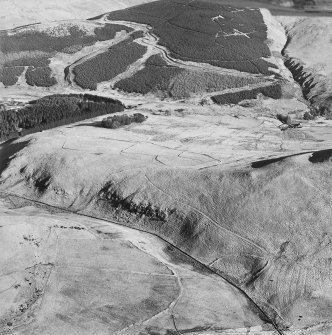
[[1, 1, 332, 335]]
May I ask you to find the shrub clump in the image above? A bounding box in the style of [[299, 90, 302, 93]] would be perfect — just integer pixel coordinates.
[[101, 113, 147, 129]]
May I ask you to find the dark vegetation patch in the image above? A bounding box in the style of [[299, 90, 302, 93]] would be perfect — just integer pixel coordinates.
[[0, 26, 94, 53], [0, 66, 25, 86], [0, 24, 130, 54], [101, 113, 147, 129], [74, 40, 147, 90], [170, 70, 264, 98], [212, 83, 282, 105], [115, 54, 265, 98], [0, 94, 124, 141], [94, 23, 133, 41], [99, 182, 169, 221], [0, 56, 57, 87], [0, 23, 132, 87], [25, 66, 57, 87], [114, 54, 183, 96], [107, 0, 277, 75]]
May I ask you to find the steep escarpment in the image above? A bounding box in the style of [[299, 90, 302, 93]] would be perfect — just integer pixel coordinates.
[[279, 16, 332, 108]]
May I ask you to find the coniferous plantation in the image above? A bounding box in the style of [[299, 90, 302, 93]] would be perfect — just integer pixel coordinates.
[[0, 23, 133, 87], [212, 83, 282, 104], [107, 0, 278, 75], [0, 94, 124, 141]]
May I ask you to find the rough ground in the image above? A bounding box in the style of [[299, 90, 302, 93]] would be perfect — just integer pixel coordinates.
[[1, 1, 332, 335], [1, 100, 332, 334], [0, 196, 272, 335]]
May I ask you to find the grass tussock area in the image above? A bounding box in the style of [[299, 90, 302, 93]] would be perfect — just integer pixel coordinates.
[[107, 0, 277, 75], [0, 94, 124, 141], [115, 54, 264, 98], [74, 40, 147, 90], [212, 83, 282, 104]]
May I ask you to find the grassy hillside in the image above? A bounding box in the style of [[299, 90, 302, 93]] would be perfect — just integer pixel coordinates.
[[2, 137, 332, 330]]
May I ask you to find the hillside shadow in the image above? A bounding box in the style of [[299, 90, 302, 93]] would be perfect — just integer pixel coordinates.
[[0, 139, 29, 176], [251, 151, 312, 168]]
